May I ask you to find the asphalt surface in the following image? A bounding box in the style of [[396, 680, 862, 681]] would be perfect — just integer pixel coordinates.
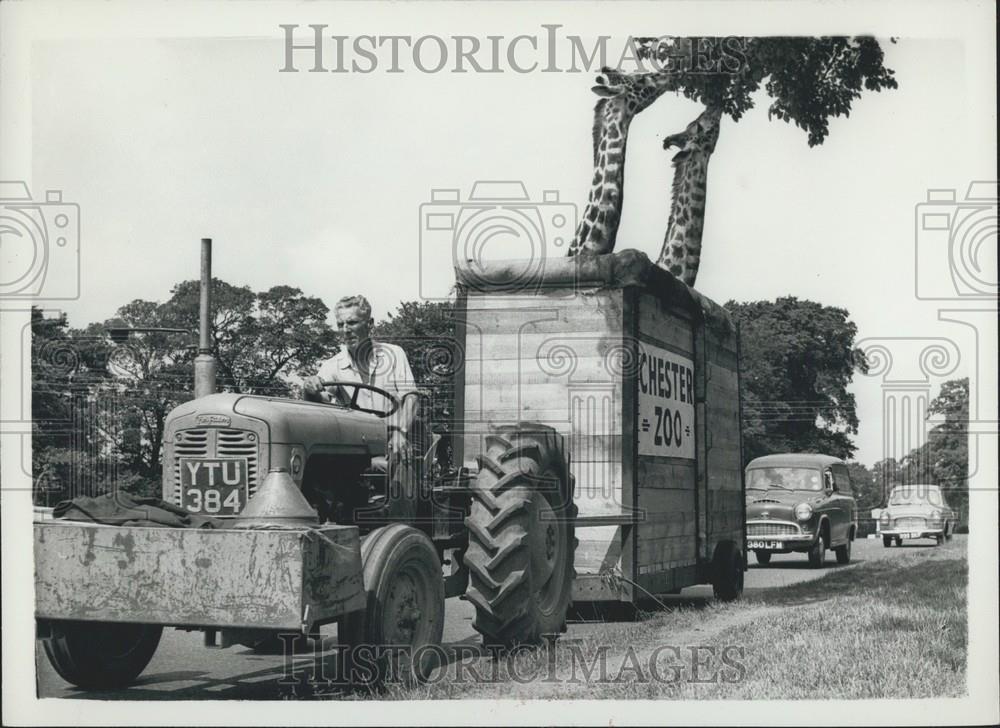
[[35, 535, 949, 699]]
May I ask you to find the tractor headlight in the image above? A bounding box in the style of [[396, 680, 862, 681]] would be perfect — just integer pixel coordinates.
[[794, 502, 813, 522], [289, 447, 305, 477]]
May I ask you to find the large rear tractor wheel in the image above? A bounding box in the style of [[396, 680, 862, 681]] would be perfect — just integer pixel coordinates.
[[463, 425, 577, 649], [41, 620, 162, 690], [340, 524, 445, 688]]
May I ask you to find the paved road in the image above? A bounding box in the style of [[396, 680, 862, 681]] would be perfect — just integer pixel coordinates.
[[36, 536, 951, 699]]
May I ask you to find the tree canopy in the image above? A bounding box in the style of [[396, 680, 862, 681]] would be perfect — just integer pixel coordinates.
[[725, 296, 868, 462], [901, 378, 969, 518], [31, 281, 337, 501], [373, 300, 461, 466], [635, 36, 898, 145]]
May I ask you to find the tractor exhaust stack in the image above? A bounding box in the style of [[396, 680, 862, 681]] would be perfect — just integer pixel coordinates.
[[193, 237, 217, 398]]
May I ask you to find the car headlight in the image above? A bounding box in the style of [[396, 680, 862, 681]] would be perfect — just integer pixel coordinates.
[[880, 511, 890, 524], [794, 502, 813, 521]]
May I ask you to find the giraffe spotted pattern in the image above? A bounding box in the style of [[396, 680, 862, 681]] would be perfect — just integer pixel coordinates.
[[656, 106, 722, 287], [566, 68, 679, 258]]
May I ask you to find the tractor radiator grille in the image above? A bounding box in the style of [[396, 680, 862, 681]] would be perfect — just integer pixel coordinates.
[[172, 428, 260, 506], [747, 522, 800, 537]]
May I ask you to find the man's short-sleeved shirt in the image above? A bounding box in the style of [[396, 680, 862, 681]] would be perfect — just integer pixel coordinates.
[[316, 342, 416, 411]]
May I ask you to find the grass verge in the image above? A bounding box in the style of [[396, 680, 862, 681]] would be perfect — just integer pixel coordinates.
[[376, 542, 967, 700]]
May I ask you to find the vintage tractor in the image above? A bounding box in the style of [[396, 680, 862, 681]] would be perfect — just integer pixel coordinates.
[[34, 242, 746, 691]]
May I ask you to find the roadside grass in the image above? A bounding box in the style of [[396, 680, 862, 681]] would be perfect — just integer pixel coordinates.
[[378, 541, 967, 700]]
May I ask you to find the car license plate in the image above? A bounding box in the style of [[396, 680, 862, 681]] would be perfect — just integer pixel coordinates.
[[903, 532, 920, 539], [180, 459, 248, 516], [746, 540, 782, 550]]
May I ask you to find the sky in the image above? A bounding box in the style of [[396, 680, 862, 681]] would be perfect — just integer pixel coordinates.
[[17, 12, 998, 468]]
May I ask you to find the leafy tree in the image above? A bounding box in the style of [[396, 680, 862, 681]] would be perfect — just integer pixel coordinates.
[[578, 37, 898, 280], [725, 297, 868, 463], [373, 301, 460, 465], [634, 36, 898, 146], [872, 457, 903, 507], [901, 378, 969, 519], [30, 309, 133, 502], [846, 460, 881, 514], [31, 282, 337, 501], [159, 279, 337, 395]]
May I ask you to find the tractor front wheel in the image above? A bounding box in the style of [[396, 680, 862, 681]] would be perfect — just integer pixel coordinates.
[[463, 425, 577, 649], [340, 524, 445, 687], [41, 620, 162, 690]]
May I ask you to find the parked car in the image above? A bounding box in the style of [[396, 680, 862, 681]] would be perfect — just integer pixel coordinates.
[[744, 454, 858, 568], [879, 484, 956, 547]]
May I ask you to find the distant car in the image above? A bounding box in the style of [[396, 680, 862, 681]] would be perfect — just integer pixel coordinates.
[[879, 484, 957, 547], [744, 454, 858, 568]]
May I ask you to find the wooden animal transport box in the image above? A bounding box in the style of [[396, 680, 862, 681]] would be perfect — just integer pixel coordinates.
[[454, 250, 745, 603]]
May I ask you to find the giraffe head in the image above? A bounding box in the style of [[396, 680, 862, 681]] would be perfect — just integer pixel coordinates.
[[592, 66, 677, 116], [662, 106, 722, 163], [587, 67, 679, 164]]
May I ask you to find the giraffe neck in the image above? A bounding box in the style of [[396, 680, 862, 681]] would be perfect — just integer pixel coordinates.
[[657, 110, 720, 287], [567, 70, 678, 257], [569, 99, 632, 256]]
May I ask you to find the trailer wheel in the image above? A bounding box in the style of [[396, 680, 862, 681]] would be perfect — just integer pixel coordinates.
[[41, 620, 162, 690], [711, 541, 744, 602], [340, 524, 445, 687], [463, 425, 577, 648]]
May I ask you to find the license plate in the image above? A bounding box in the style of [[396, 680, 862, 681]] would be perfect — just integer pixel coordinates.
[[747, 540, 782, 550], [180, 459, 248, 515], [903, 532, 920, 539]]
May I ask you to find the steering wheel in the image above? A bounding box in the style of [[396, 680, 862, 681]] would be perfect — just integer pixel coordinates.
[[320, 380, 399, 418]]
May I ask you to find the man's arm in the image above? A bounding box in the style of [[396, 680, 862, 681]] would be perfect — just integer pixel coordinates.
[[387, 345, 419, 431], [303, 358, 337, 403]]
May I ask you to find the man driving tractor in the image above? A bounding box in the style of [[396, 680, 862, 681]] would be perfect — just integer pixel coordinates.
[[302, 294, 421, 519]]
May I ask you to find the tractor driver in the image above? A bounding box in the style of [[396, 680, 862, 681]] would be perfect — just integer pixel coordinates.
[[302, 294, 419, 473]]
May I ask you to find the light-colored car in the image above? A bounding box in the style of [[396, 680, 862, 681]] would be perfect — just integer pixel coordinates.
[[744, 454, 858, 568], [879, 484, 956, 547]]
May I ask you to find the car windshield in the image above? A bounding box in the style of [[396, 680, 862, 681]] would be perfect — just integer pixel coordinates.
[[747, 467, 823, 492], [889, 486, 942, 506]]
